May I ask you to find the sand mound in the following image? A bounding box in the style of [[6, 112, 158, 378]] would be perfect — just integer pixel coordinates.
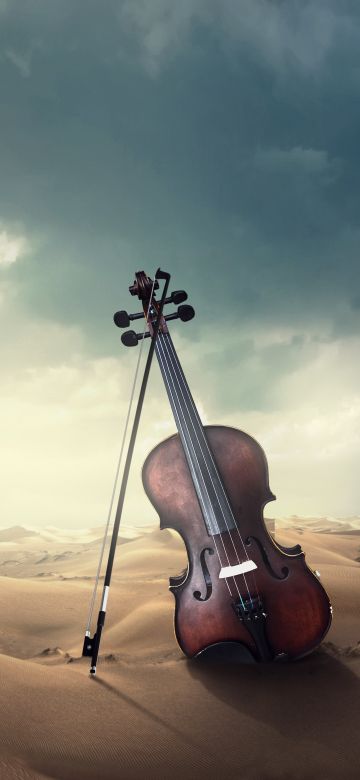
[[0, 646, 359, 779], [0, 520, 359, 778], [0, 526, 39, 542]]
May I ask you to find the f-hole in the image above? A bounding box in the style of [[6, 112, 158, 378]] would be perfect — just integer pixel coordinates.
[[246, 536, 289, 580], [193, 547, 214, 601]]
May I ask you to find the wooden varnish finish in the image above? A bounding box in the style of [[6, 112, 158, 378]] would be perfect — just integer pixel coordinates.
[[142, 425, 332, 661]]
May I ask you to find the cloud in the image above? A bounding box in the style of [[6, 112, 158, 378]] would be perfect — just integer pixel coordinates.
[[119, 0, 206, 74], [0, 278, 170, 527], [0, 226, 29, 266], [253, 146, 342, 181], [5, 47, 31, 77], [218, 0, 341, 71], [1, 307, 359, 527], [178, 323, 360, 517], [118, 0, 352, 75], [0, 1, 359, 523], [0, 308, 172, 528]]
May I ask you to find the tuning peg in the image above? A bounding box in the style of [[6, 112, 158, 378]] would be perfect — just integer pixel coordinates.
[[121, 330, 151, 347], [178, 304, 195, 322], [114, 310, 145, 328], [164, 290, 188, 305], [114, 310, 130, 328], [172, 290, 188, 304], [121, 330, 138, 346], [164, 305, 195, 323]]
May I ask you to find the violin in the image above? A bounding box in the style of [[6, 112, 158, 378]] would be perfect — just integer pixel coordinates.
[[131, 270, 333, 662], [84, 269, 332, 672]]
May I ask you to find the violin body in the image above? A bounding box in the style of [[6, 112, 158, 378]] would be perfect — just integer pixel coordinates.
[[143, 425, 332, 661]]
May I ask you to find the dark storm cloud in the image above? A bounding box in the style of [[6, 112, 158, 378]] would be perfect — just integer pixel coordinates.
[[1, 0, 360, 366]]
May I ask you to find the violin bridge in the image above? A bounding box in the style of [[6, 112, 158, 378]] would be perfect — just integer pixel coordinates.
[[219, 560, 257, 578]]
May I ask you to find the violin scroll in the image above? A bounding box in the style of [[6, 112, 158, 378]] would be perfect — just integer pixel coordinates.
[[129, 270, 159, 299], [114, 270, 195, 346]]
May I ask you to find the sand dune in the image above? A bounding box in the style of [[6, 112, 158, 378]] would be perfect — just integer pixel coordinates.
[[0, 518, 359, 778], [0, 525, 185, 580], [275, 515, 360, 533], [0, 526, 39, 542]]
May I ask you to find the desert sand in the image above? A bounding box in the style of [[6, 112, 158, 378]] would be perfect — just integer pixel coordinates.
[[0, 517, 359, 780]]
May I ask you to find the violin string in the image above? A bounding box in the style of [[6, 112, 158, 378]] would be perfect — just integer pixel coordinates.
[[85, 277, 157, 635], [155, 336, 235, 598], [156, 333, 244, 602], [162, 333, 252, 565], [158, 335, 250, 604], [164, 331, 260, 602], [159, 333, 254, 602]]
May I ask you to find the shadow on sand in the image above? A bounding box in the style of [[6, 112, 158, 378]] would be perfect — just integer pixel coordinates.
[[93, 675, 208, 752], [188, 647, 360, 754]]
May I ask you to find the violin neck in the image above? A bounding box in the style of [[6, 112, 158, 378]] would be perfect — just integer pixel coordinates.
[[154, 331, 236, 536]]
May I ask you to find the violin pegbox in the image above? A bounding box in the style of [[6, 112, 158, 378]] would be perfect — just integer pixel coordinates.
[[129, 270, 159, 301], [113, 268, 195, 347]]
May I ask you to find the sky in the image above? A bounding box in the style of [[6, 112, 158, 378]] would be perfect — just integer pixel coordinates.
[[0, 0, 359, 529]]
